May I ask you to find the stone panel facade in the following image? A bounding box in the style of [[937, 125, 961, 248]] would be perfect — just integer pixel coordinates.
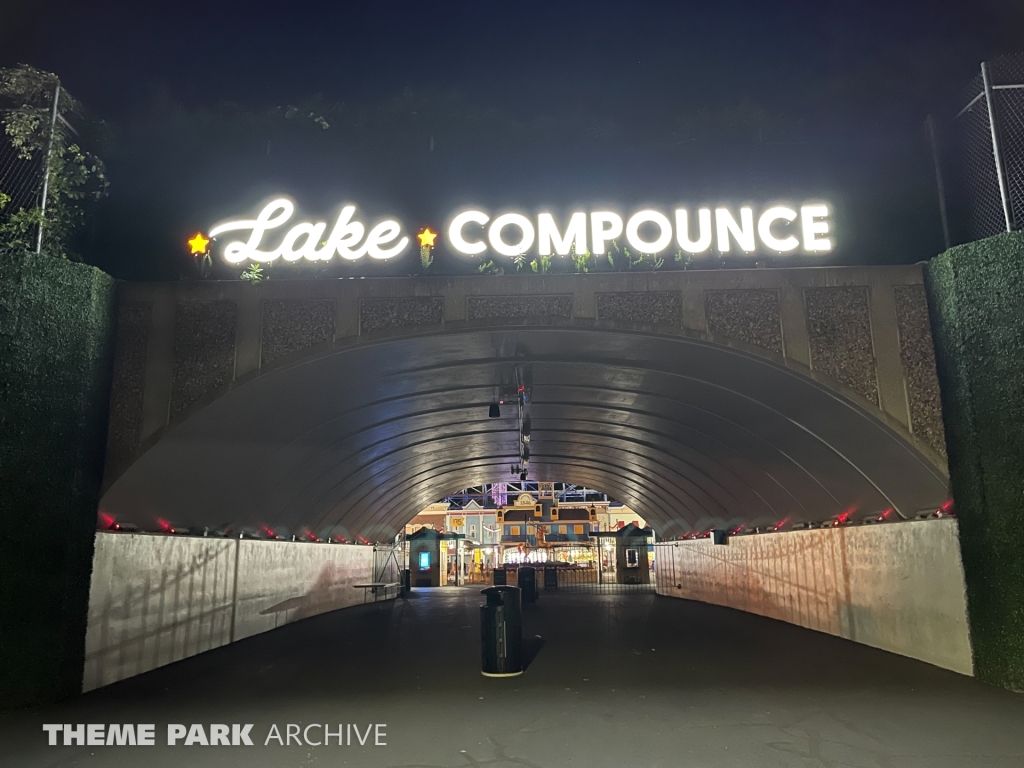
[[104, 302, 150, 476], [894, 284, 947, 457], [170, 301, 237, 417], [260, 299, 335, 367], [596, 291, 681, 326], [704, 289, 783, 353], [805, 287, 878, 404], [360, 297, 443, 334], [467, 294, 573, 321]]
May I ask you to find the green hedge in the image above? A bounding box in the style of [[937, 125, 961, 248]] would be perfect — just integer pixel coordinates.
[[926, 232, 1024, 692], [0, 250, 115, 707]]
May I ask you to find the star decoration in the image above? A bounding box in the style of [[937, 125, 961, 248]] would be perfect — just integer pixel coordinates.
[[417, 228, 437, 247], [187, 232, 210, 255]]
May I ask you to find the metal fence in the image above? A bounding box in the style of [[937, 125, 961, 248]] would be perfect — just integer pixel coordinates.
[[0, 81, 67, 252], [369, 545, 403, 600], [0, 131, 44, 216], [493, 560, 656, 595], [945, 54, 1024, 242], [544, 565, 655, 595]]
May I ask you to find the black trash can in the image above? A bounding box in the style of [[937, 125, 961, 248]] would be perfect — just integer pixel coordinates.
[[518, 566, 537, 604], [493, 568, 507, 586], [543, 566, 558, 591], [400, 568, 411, 595], [480, 586, 523, 677]]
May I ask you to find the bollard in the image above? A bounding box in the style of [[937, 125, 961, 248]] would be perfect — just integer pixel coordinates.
[[480, 586, 523, 677]]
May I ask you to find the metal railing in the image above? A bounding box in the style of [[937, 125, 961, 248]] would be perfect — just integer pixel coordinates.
[[373, 545, 403, 583], [494, 560, 656, 595]]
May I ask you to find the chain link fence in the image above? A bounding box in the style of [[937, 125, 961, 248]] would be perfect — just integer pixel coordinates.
[[0, 82, 70, 250], [0, 130, 45, 216], [944, 54, 1024, 243]]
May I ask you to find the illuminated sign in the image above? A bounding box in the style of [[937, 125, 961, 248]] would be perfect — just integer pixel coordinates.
[[447, 204, 832, 257], [209, 198, 409, 263], [207, 199, 833, 264], [186, 232, 209, 255]]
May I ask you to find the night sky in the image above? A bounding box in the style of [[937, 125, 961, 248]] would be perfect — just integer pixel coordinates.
[[2, 0, 1021, 279]]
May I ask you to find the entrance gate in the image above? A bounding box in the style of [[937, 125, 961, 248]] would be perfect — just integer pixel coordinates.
[[492, 542, 656, 595], [371, 544, 403, 598]]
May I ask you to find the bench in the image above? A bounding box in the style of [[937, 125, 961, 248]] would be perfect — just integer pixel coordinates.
[[354, 582, 401, 603]]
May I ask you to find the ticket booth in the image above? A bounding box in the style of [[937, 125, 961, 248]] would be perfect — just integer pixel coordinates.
[[593, 523, 654, 584], [615, 523, 653, 584], [407, 528, 464, 587]]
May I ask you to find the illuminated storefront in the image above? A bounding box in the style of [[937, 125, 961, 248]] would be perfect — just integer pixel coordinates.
[[405, 502, 499, 582], [406, 490, 649, 576]]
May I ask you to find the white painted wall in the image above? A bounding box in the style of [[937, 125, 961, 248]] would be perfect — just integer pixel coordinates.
[[232, 539, 377, 641], [654, 519, 973, 675], [82, 533, 376, 691]]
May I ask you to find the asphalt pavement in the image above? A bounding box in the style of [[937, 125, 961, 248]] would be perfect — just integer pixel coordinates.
[[2, 587, 1023, 767]]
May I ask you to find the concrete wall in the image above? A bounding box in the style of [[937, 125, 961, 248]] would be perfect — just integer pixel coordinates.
[[82, 532, 376, 691], [232, 538, 376, 641], [654, 519, 973, 675]]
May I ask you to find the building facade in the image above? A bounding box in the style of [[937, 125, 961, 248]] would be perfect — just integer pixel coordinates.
[[405, 485, 650, 577]]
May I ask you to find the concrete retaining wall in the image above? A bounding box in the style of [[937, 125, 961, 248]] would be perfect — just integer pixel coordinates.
[[654, 518, 973, 675], [232, 539, 376, 641], [82, 533, 376, 691]]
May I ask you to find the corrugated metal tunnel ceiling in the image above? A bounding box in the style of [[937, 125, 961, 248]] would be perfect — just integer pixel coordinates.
[[101, 326, 948, 540]]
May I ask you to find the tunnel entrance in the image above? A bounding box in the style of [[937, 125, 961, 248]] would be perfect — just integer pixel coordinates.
[[87, 319, 966, 691]]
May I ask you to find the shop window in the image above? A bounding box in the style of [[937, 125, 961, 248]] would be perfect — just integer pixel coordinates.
[[510, 525, 520, 536], [469, 525, 476, 538], [625, 548, 639, 568], [418, 551, 431, 570], [574, 524, 584, 535], [559, 525, 566, 534]]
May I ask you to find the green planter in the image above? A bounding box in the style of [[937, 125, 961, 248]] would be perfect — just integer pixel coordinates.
[[0, 250, 116, 707], [926, 232, 1024, 691]]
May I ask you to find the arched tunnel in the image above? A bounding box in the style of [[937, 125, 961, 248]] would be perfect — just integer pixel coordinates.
[[100, 321, 949, 540], [16, 282, 997, 768]]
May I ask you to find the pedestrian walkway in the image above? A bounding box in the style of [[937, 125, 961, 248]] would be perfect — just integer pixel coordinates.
[[3, 588, 1023, 767]]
